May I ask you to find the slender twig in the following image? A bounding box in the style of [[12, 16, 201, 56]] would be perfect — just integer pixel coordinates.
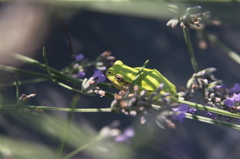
[[27, 106, 111, 112], [185, 113, 240, 130], [56, 82, 82, 94], [13, 54, 81, 84], [0, 64, 50, 79], [58, 10, 75, 59], [62, 135, 102, 159], [203, 30, 240, 65], [0, 104, 112, 112], [12, 53, 114, 89], [42, 47, 54, 81], [56, 95, 80, 159], [179, 100, 240, 119], [0, 78, 48, 88], [0, 61, 114, 97], [15, 76, 19, 100], [1, 102, 240, 130], [182, 28, 199, 72], [2, 99, 240, 119]]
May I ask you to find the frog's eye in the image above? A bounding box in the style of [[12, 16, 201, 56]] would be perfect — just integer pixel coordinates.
[[115, 75, 124, 82]]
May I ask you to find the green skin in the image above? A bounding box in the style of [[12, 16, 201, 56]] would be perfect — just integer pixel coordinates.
[[106, 60, 177, 95]]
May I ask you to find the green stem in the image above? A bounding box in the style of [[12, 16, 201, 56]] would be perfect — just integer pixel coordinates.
[[185, 113, 240, 130], [2, 99, 240, 119], [0, 104, 112, 112], [182, 28, 199, 72], [203, 30, 240, 65], [179, 100, 240, 119], [0, 78, 48, 87], [0, 54, 114, 97], [56, 82, 82, 94], [56, 82, 114, 98], [1, 103, 240, 130], [56, 95, 80, 159], [13, 53, 83, 85], [0, 64, 50, 79], [13, 53, 113, 88], [62, 136, 101, 159], [42, 47, 54, 81], [15, 76, 19, 100], [0, 65, 113, 98]]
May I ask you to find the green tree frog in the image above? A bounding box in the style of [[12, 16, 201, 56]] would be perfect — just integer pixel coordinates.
[[106, 60, 177, 95]]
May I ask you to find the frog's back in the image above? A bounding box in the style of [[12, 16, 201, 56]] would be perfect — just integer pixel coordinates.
[[135, 67, 176, 95]]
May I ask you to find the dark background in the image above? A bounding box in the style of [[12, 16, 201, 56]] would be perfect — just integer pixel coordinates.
[[0, 1, 240, 159]]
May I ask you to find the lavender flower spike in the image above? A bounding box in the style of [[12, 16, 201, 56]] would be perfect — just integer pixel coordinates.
[[91, 69, 106, 83], [230, 83, 240, 94], [172, 104, 189, 123], [75, 54, 84, 61], [224, 93, 240, 107], [114, 127, 135, 143]]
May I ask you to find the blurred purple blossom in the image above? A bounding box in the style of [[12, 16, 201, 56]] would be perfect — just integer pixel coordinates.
[[91, 69, 106, 83], [77, 72, 85, 78], [224, 93, 240, 107], [189, 108, 197, 114], [233, 93, 240, 102], [206, 112, 217, 119], [215, 84, 228, 90], [230, 83, 240, 93], [75, 54, 84, 61], [172, 104, 189, 123], [81, 69, 106, 96], [114, 127, 135, 143], [224, 97, 235, 107]]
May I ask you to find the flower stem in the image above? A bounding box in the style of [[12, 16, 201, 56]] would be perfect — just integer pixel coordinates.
[[62, 136, 101, 159], [12, 53, 114, 89], [0, 78, 48, 88], [0, 64, 50, 79], [185, 113, 240, 130], [56, 95, 80, 159], [203, 30, 240, 65], [42, 47, 54, 81], [13, 53, 83, 85], [179, 100, 240, 119], [15, 76, 19, 100], [182, 28, 199, 72], [0, 104, 112, 112]]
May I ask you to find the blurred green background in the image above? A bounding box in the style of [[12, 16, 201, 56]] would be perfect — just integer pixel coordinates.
[[0, 1, 240, 159]]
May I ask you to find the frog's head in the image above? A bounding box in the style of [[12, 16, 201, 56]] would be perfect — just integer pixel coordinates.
[[106, 60, 135, 90]]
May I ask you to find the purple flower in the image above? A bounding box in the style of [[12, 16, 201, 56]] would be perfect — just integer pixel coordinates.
[[215, 84, 228, 90], [172, 104, 189, 123], [114, 127, 135, 143], [77, 72, 86, 78], [75, 54, 84, 61], [229, 83, 240, 93], [224, 93, 240, 107], [91, 69, 106, 83], [189, 108, 197, 114], [206, 112, 217, 119], [224, 97, 235, 107], [230, 83, 240, 94], [232, 93, 240, 102]]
